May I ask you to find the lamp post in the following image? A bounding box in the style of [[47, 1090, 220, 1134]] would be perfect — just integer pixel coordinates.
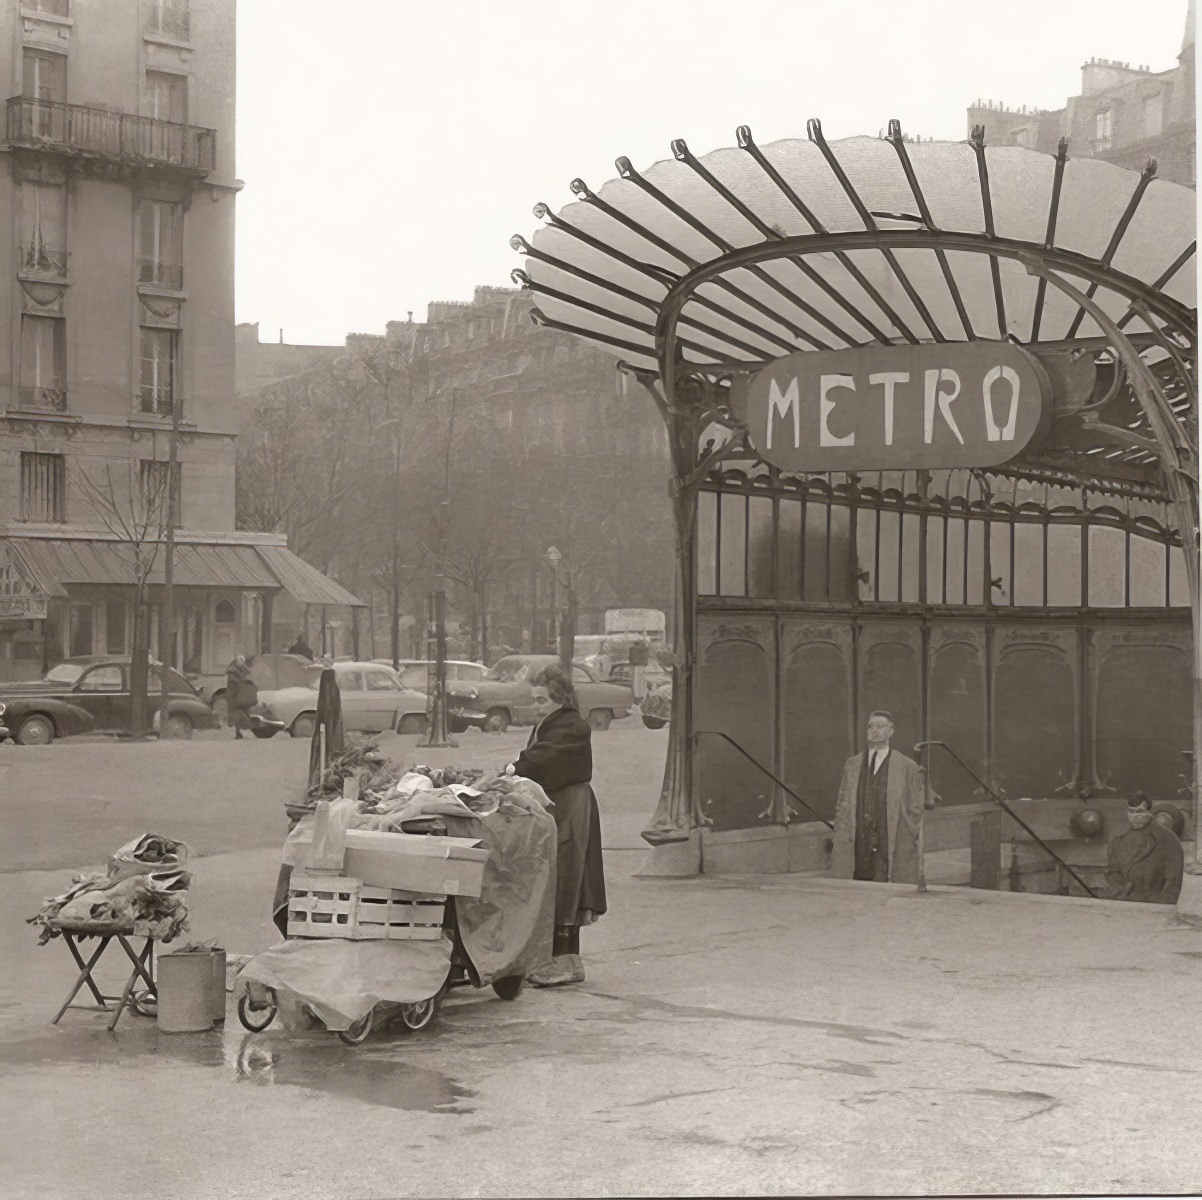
[[545, 545, 574, 672]]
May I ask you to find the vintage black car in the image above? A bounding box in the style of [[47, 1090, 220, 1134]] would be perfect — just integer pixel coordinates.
[[0, 656, 220, 745]]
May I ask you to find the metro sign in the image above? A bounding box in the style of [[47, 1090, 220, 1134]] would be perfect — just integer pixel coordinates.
[[742, 343, 1051, 471]]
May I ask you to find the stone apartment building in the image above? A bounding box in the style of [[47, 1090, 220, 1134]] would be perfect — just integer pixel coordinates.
[[236, 286, 675, 658], [0, 0, 360, 687], [966, 5, 1196, 186]]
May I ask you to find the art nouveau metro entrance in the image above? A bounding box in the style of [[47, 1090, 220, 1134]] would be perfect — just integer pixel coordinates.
[[515, 122, 1198, 873]]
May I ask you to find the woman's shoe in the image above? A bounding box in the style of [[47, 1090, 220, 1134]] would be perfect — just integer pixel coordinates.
[[527, 955, 585, 987]]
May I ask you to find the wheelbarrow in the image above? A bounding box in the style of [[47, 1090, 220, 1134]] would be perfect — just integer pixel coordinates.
[[236, 895, 538, 1046]]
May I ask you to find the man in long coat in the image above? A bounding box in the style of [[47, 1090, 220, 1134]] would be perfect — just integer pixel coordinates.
[[1105, 792, 1184, 905], [830, 710, 929, 886]]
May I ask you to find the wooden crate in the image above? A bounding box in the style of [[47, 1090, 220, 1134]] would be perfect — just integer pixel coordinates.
[[287, 872, 446, 941]]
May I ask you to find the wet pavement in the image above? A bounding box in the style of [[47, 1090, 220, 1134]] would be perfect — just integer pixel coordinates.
[[3, 854, 1201, 1198], [3, 730, 1201, 1197]]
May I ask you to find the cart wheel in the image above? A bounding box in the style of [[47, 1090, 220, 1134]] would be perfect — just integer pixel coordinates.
[[398, 997, 438, 1031], [337, 1009, 375, 1045], [492, 975, 524, 1001], [130, 988, 158, 1017], [237, 991, 277, 1032]]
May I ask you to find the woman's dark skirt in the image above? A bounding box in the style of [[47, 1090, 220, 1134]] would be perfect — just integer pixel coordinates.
[[546, 781, 607, 925]]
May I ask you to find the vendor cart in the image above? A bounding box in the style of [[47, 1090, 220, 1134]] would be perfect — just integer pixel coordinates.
[[236, 776, 557, 1046]]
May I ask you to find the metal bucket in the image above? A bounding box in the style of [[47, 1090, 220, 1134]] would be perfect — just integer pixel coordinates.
[[157, 952, 215, 1033], [209, 949, 228, 1022]]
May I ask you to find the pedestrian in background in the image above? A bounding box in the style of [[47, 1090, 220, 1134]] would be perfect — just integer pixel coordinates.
[[225, 654, 258, 740], [507, 663, 607, 986], [287, 632, 314, 660], [830, 709, 933, 886]]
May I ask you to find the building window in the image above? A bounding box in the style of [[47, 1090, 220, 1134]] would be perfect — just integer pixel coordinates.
[[140, 458, 181, 516], [145, 71, 187, 123], [1144, 95, 1163, 139], [18, 181, 67, 276], [24, 0, 70, 14], [70, 604, 95, 658], [20, 451, 65, 522], [20, 49, 66, 140], [1095, 109, 1113, 151], [19, 314, 67, 411], [106, 600, 128, 655], [145, 1, 189, 39], [138, 199, 183, 289], [139, 326, 178, 416]]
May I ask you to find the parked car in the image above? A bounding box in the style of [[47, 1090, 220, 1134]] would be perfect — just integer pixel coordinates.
[[372, 659, 490, 693], [0, 657, 220, 745], [202, 653, 312, 722], [446, 654, 635, 733], [254, 660, 430, 738], [0, 701, 10, 742]]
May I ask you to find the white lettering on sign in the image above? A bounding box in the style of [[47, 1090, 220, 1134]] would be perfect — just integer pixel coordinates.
[[983, 365, 1020, 441], [819, 374, 856, 447], [868, 371, 908, 447], [766, 377, 800, 450], [924, 368, 964, 445], [742, 343, 1049, 471]]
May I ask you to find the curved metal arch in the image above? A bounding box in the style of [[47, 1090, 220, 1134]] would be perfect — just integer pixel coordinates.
[[654, 230, 1195, 386]]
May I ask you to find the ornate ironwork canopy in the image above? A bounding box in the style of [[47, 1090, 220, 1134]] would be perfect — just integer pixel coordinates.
[[513, 123, 1196, 486]]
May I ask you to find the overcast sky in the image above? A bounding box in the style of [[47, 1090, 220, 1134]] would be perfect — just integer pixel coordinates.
[[233, 0, 1192, 346]]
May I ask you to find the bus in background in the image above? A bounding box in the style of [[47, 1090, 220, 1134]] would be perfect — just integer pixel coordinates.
[[603, 608, 667, 644]]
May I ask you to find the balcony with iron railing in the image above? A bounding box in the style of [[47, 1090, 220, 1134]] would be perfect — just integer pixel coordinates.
[[5, 97, 215, 175], [17, 385, 68, 413], [19, 241, 67, 277]]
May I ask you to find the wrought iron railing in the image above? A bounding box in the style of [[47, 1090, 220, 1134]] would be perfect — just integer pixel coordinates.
[[18, 385, 68, 412], [5, 97, 215, 173], [144, 3, 190, 39], [140, 384, 175, 416], [19, 243, 67, 276], [22, 0, 70, 16], [138, 259, 184, 290]]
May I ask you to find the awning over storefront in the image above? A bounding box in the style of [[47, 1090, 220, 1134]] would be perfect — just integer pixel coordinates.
[[254, 545, 366, 608], [5, 538, 365, 607]]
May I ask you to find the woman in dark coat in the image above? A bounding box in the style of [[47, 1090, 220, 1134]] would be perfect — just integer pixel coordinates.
[[508, 663, 607, 987], [225, 654, 258, 739]]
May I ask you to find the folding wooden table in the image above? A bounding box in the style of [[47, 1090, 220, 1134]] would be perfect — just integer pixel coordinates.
[[49, 922, 157, 1031]]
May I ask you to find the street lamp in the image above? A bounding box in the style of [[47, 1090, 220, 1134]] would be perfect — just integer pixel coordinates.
[[544, 545, 574, 672]]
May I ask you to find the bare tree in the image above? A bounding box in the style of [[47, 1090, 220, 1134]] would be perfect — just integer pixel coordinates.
[[76, 459, 171, 734]]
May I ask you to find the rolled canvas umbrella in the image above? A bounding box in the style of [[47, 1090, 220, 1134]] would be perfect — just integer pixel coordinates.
[[272, 667, 347, 937], [307, 665, 345, 790]]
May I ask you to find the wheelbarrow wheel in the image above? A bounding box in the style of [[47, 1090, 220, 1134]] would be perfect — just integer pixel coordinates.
[[237, 991, 277, 1032], [337, 1009, 375, 1045], [398, 996, 438, 1031], [492, 975, 524, 1001]]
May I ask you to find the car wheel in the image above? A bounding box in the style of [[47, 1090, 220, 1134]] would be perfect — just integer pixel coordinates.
[[588, 709, 612, 731], [211, 693, 229, 726], [483, 708, 509, 733], [165, 713, 194, 740], [16, 714, 55, 746], [291, 712, 317, 739], [397, 713, 428, 735], [642, 715, 668, 730]]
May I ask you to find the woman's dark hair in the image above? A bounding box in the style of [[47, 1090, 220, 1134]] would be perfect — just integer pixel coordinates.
[[531, 663, 579, 711]]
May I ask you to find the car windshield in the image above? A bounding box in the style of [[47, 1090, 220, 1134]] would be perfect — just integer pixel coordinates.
[[488, 659, 539, 683], [302, 666, 326, 688], [45, 663, 85, 685]]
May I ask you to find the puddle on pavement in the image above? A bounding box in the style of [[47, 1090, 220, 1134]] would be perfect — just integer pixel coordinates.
[[0, 1020, 474, 1114], [229, 1034, 475, 1112]]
